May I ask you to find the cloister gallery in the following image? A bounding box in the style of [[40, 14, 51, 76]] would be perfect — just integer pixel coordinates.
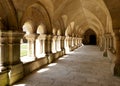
[[0, 0, 120, 86]]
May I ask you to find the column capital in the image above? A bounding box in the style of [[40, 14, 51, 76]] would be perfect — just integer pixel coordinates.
[[114, 29, 120, 40], [25, 34, 38, 41], [61, 36, 65, 40], [57, 35, 62, 40], [52, 35, 57, 40], [37, 34, 47, 40], [46, 35, 52, 41], [0, 31, 24, 43]]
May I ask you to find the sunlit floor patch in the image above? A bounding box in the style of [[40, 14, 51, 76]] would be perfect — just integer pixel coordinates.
[[37, 68, 49, 73], [13, 84, 26, 86], [48, 63, 57, 67], [59, 57, 66, 60]]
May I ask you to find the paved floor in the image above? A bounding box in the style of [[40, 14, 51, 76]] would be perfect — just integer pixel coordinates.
[[13, 45, 120, 86]]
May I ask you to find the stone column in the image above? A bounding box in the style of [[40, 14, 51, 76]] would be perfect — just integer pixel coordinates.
[[78, 38, 82, 46], [101, 36, 105, 51], [56, 36, 62, 52], [25, 34, 37, 60], [68, 37, 72, 50], [103, 33, 112, 57], [109, 35, 114, 50], [99, 36, 103, 51], [51, 36, 57, 53], [114, 30, 120, 76], [45, 35, 52, 54], [0, 31, 24, 85], [72, 37, 74, 47], [41, 34, 47, 56], [103, 35, 108, 57], [0, 32, 9, 72], [36, 34, 46, 58], [61, 36, 65, 54], [64, 36, 70, 53], [75, 37, 78, 46]]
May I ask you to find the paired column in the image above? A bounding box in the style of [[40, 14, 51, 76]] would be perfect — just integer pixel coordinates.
[[114, 30, 120, 76], [25, 34, 38, 60], [36, 34, 46, 57], [45, 35, 52, 55], [64, 36, 70, 53], [103, 34, 109, 57], [51, 36, 57, 53], [56, 36, 62, 52]]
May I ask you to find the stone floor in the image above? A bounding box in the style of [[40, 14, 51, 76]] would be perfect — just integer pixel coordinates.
[[13, 45, 120, 86]]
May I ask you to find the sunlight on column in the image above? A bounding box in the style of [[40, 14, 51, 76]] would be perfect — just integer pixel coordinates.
[[37, 68, 49, 73], [20, 56, 35, 63], [13, 84, 26, 86]]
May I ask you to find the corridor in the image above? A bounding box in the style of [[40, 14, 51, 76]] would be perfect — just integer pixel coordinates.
[[13, 46, 120, 86]]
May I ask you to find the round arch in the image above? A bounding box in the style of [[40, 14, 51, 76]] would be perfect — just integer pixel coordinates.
[[22, 21, 34, 34], [82, 29, 97, 45], [21, 2, 52, 34], [37, 23, 46, 34]]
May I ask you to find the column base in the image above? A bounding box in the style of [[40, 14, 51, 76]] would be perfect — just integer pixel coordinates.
[[0, 66, 7, 72], [47, 51, 65, 63], [103, 50, 108, 57], [0, 70, 9, 86], [8, 63, 24, 85], [65, 48, 70, 54], [23, 57, 48, 75], [114, 63, 120, 77], [100, 47, 104, 51], [47, 54, 55, 63]]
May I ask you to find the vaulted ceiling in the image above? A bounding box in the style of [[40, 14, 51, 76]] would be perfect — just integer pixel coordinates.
[[0, 0, 120, 36]]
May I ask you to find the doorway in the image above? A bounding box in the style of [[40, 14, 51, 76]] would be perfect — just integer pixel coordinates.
[[89, 35, 96, 45], [82, 29, 97, 45]]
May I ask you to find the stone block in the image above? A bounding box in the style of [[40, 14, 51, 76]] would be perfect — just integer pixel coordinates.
[[0, 71, 9, 86], [8, 63, 24, 85]]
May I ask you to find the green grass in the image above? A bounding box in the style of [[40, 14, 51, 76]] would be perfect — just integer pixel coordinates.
[[20, 44, 27, 57]]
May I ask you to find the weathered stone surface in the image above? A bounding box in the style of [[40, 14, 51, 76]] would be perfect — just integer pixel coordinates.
[[13, 46, 120, 86]]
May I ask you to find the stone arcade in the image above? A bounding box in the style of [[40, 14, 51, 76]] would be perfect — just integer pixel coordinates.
[[0, 0, 120, 85]]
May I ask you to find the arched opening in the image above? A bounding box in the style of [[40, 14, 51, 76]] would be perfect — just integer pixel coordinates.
[[20, 21, 35, 63], [89, 35, 96, 45], [36, 23, 46, 58], [83, 29, 97, 45]]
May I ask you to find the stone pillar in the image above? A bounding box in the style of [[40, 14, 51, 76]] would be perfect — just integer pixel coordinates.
[[56, 36, 62, 52], [36, 34, 46, 58], [0, 34, 9, 86], [25, 34, 37, 60], [99, 36, 103, 51], [109, 35, 114, 50], [75, 37, 78, 46], [114, 30, 120, 76], [0, 31, 24, 85], [0, 36, 8, 72], [109, 36, 112, 49], [61, 36, 65, 53], [103, 33, 112, 57], [51, 36, 57, 53], [103, 35, 108, 57], [64, 36, 70, 53], [68, 37, 72, 50], [101, 36, 105, 51], [72, 37, 74, 47], [77, 37, 79, 46], [78, 38, 82, 46], [45, 35, 52, 54]]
